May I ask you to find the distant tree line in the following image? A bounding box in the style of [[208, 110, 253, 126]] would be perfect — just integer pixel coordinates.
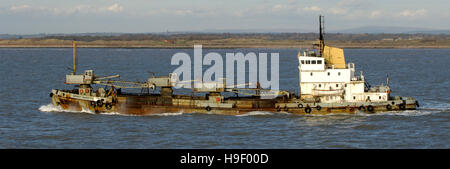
[[31, 33, 450, 42]]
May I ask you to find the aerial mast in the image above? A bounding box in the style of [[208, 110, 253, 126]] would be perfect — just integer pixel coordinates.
[[72, 41, 77, 75], [319, 15, 325, 57]]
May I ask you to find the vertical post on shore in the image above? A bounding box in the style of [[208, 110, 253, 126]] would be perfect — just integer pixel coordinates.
[[73, 41, 77, 75]]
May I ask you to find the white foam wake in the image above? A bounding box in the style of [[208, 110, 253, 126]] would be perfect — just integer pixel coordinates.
[[151, 111, 184, 116], [38, 103, 61, 112], [38, 103, 184, 116], [236, 111, 274, 117], [354, 109, 442, 117], [38, 104, 95, 114]]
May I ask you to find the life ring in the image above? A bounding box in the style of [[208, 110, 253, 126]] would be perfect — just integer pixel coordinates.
[[206, 106, 211, 111], [386, 104, 392, 110], [358, 106, 365, 111], [105, 103, 112, 110], [367, 105, 374, 112], [305, 107, 312, 114], [316, 105, 322, 110], [399, 104, 406, 110], [96, 100, 103, 107], [298, 104, 303, 108], [90, 101, 96, 107]]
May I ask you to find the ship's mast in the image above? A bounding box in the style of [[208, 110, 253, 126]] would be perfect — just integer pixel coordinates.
[[319, 15, 325, 57], [72, 41, 77, 75]]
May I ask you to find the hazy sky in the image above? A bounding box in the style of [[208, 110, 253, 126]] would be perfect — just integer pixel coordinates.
[[1, 0, 449, 34]]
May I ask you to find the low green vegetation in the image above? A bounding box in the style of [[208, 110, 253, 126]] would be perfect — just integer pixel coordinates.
[[1, 33, 449, 48]]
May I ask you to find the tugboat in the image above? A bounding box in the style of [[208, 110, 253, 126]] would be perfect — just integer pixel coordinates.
[[49, 16, 418, 115], [286, 16, 418, 114]]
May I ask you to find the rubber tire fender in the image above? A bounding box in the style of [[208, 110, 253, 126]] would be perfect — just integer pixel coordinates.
[[206, 106, 211, 112], [358, 106, 365, 111], [316, 105, 322, 110], [96, 100, 103, 107], [305, 107, 312, 114], [105, 103, 112, 110], [386, 104, 392, 110], [367, 105, 374, 112]]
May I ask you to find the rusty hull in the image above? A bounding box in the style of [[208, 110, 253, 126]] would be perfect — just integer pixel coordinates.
[[51, 92, 417, 116]]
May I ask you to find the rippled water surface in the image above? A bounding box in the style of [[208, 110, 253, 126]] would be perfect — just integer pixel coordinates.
[[0, 48, 449, 148]]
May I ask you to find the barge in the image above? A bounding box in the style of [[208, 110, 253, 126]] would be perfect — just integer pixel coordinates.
[[49, 16, 418, 115]]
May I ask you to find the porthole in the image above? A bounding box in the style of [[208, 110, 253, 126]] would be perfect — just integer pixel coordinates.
[[310, 72, 313, 76], [327, 72, 330, 76], [338, 72, 341, 76]]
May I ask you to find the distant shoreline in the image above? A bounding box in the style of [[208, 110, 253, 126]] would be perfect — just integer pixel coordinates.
[[1, 44, 449, 49], [1, 34, 449, 49]]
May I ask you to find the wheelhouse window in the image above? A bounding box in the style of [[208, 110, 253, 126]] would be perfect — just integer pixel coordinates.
[[301, 60, 305, 64], [306, 60, 311, 64], [317, 60, 322, 64], [312, 60, 316, 64]]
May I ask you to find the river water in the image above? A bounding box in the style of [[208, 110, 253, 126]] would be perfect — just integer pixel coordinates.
[[0, 48, 448, 148]]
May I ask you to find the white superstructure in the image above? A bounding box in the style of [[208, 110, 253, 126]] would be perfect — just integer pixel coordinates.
[[297, 50, 390, 103]]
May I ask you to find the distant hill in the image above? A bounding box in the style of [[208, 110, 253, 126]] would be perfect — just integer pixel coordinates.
[[194, 27, 450, 34], [335, 26, 450, 34], [2, 26, 450, 39], [200, 28, 313, 33], [407, 30, 450, 34], [2, 28, 450, 42], [0, 33, 129, 40]]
